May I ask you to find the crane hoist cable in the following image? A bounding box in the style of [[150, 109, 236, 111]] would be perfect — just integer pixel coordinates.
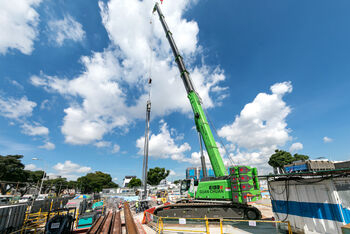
[[202, 106, 237, 166]]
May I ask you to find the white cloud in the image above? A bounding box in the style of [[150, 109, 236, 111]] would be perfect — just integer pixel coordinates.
[[53, 160, 91, 179], [177, 141, 233, 169], [32, 0, 227, 145], [169, 170, 176, 176], [218, 82, 293, 173], [94, 141, 111, 148], [39, 141, 55, 150], [113, 177, 118, 181], [0, 96, 36, 119], [21, 122, 49, 136], [112, 144, 120, 153], [47, 14, 85, 46], [25, 163, 36, 170], [289, 142, 303, 152], [219, 81, 292, 150], [323, 136, 333, 143], [10, 80, 24, 89], [0, 0, 42, 54], [270, 82, 293, 95], [30, 51, 128, 145], [136, 121, 191, 160], [0, 95, 53, 148], [40, 99, 49, 109]]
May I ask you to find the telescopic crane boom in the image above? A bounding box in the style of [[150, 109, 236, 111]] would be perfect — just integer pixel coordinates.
[[153, 3, 227, 177]]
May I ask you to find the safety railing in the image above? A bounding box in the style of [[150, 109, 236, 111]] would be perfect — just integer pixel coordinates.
[[14, 207, 78, 233], [144, 212, 292, 234], [14, 199, 104, 233]]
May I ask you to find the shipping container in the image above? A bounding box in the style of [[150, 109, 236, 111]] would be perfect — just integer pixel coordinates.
[[284, 160, 335, 173], [269, 176, 350, 233]]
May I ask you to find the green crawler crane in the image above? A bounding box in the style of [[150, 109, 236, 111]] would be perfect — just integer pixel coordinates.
[[152, 3, 262, 219]]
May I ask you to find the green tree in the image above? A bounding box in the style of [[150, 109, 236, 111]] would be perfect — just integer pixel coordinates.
[[28, 170, 45, 183], [77, 171, 115, 193], [0, 155, 29, 194], [293, 153, 309, 162], [147, 167, 170, 186], [105, 181, 119, 189], [128, 177, 141, 188], [16, 170, 46, 196], [43, 178, 68, 196], [173, 180, 181, 185], [67, 180, 78, 189], [268, 150, 294, 170]]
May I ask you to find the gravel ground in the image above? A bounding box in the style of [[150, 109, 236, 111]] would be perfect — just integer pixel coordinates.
[[251, 198, 274, 219]]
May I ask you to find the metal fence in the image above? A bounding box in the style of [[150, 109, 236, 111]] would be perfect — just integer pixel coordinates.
[[0, 196, 74, 233], [30, 196, 72, 213], [0, 204, 27, 233], [144, 212, 292, 234]]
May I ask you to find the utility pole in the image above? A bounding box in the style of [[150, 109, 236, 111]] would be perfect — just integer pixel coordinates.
[[32, 157, 47, 196]]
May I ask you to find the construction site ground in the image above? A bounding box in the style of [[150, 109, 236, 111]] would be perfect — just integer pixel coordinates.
[[133, 198, 274, 234]]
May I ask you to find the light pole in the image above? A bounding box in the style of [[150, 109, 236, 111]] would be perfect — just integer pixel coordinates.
[[32, 157, 47, 196]]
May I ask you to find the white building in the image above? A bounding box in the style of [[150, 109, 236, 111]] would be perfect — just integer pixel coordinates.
[[122, 176, 136, 187]]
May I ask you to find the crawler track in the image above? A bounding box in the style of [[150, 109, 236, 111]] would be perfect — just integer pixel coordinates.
[[154, 200, 262, 220]]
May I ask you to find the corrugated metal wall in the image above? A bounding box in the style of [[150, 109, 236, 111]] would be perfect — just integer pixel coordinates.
[[0, 204, 27, 233], [30, 196, 71, 213], [269, 177, 350, 234]]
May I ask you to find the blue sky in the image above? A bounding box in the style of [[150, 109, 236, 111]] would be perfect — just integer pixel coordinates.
[[0, 0, 349, 184]]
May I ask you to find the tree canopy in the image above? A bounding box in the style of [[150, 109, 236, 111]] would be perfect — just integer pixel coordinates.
[[28, 170, 45, 183], [268, 150, 310, 171], [173, 180, 181, 185], [43, 178, 68, 196], [0, 155, 29, 194], [0, 155, 120, 195], [128, 177, 141, 188], [293, 153, 309, 161], [147, 167, 170, 186], [77, 171, 118, 193]]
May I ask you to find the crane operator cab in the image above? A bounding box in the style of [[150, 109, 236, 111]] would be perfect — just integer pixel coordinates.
[[180, 179, 198, 197]]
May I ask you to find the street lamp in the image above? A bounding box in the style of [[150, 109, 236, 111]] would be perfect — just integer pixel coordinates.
[[32, 157, 47, 196]]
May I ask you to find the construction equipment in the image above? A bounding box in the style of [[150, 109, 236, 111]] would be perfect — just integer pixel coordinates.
[[149, 3, 262, 220], [141, 78, 152, 200]]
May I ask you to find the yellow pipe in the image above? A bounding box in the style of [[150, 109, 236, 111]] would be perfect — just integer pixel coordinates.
[[205, 215, 209, 234], [287, 221, 292, 234], [220, 219, 223, 234], [159, 217, 163, 234], [75, 208, 79, 228], [162, 229, 204, 233]]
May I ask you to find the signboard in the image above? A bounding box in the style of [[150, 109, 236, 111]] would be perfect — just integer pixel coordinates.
[[179, 218, 186, 225], [51, 223, 60, 229], [248, 221, 256, 227]]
